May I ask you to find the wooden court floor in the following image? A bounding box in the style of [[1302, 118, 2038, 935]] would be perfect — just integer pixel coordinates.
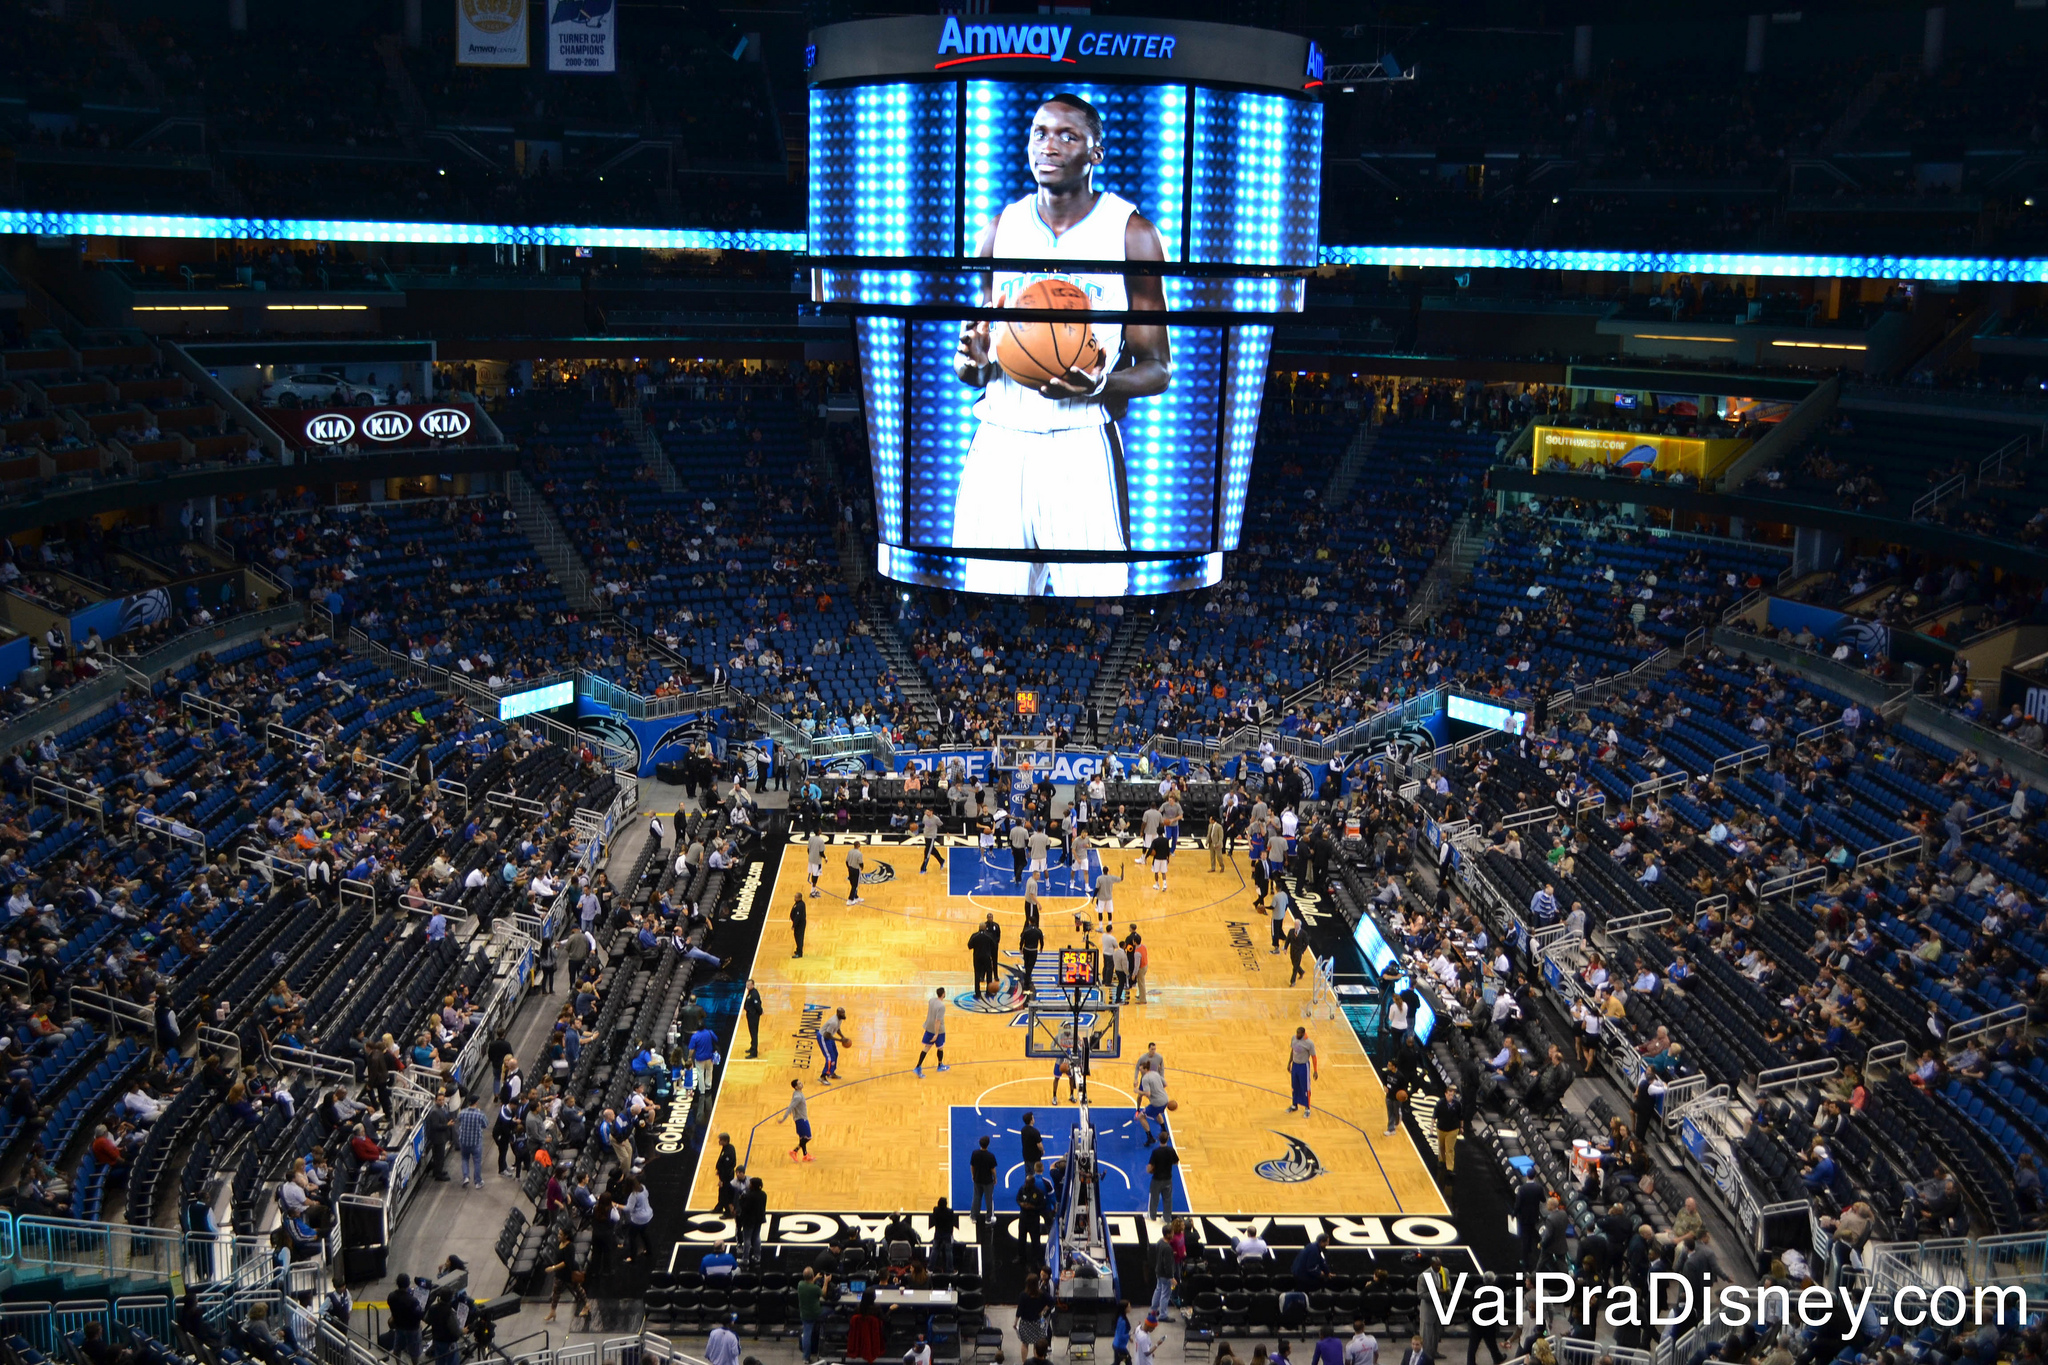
[[687, 837, 1448, 1219]]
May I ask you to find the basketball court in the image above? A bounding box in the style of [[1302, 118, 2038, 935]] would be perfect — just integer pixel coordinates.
[[682, 824, 1449, 1224]]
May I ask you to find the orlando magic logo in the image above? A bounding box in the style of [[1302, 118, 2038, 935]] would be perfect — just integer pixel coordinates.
[[860, 859, 897, 886], [1255, 1132, 1323, 1183], [954, 966, 1029, 1013], [578, 715, 641, 767], [1836, 620, 1890, 660]]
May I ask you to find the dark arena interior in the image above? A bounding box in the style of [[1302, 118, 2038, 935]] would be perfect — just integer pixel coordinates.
[[0, 2, 2045, 1365]]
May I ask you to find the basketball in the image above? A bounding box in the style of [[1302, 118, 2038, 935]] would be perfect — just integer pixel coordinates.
[[994, 278, 1105, 388], [1166, 1099, 1179, 1111]]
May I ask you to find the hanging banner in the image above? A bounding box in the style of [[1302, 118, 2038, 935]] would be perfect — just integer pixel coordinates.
[[547, 0, 617, 71], [458, 0, 530, 67]]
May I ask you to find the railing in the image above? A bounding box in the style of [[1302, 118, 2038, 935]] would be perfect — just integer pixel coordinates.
[[1712, 742, 1771, 775], [31, 773, 104, 826], [1758, 865, 1827, 901], [1973, 1231, 2048, 1295], [269, 1044, 359, 1084], [1867, 1238, 1974, 1302], [1864, 1038, 1910, 1074], [1498, 803, 1558, 832], [1945, 1003, 2028, 1049], [135, 808, 205, 855], [179, 689, 241, 730], [1661, 1072, 1710, 1120], [1981, 431, 2032, 483], [1630, 770, 1688, 804], [339, 876, 377, 918], [238, 845, 307, 883], [13, 1214, 271, 1287], [1856, 832, 1923, 865], [1795, 715, 1843, 750], [1757, 1057, 1840, 1092], [1601, 907, 1672, 936], [1911, 469, 1968, 520], [198, 1024, 242, 1068], [69, 986, 153, 1033]]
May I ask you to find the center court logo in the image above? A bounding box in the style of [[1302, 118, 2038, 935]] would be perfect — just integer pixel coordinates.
[[955, 967, 1029, 1013], [1255, 1132, 1323, 1183], [859, 860, 896, 885]]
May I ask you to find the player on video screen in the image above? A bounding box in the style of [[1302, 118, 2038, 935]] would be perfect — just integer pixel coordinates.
[[953, 93, 1172, 598]]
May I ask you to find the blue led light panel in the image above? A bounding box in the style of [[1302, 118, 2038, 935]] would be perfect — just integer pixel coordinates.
[[1187, 88, 1320, 267], [855, 315, 908, 543], [876, 545, 1222, 597], [1217, 324, 1273, 550], [962, 81, 1186, 260], [809, 83, 959, 258], [1119, 324, 1220, 554], [904, 319, 983, 546]]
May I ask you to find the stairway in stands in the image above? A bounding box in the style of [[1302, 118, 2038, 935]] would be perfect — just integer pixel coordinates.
[[1324, 418, 1380, 505], [506, 470, 598, 610], [621, 393, 688, 494], [862, 596, 941, 727], [1082, 609, 1157, 732]]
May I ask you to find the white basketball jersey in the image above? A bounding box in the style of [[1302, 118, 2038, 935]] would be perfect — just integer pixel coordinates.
[[975, 190, 1135, 433]]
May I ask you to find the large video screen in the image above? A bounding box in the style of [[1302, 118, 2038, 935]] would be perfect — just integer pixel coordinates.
[[809, 51, 1320, 597]]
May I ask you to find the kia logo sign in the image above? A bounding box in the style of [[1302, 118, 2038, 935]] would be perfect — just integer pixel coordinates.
[[420, 407, 472, 440], [304, 413, 356, 445], [361, 410, 414, 442]]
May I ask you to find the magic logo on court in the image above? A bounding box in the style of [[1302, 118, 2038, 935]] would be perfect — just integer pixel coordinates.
[[860, 859, 897, 885], [1256, 1132, 1323, 1183]]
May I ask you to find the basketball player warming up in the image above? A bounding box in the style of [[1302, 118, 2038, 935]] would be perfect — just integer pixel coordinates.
[[954, 94, 1172, 598]]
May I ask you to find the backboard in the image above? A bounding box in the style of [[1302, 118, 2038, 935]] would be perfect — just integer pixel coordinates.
[[997, 733, 1057, 776], [1021, 1004, 1121, 1060]]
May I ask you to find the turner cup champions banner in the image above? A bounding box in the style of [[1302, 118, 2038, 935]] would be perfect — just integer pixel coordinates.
[[547, 0, 617, 72], [459, 0, 530, 66]]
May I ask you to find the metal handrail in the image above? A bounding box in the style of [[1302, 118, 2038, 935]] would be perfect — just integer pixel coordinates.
[[1757, 1057, 1840, 1092], [1944, 1003, 2027, 1049], [1911, 468, 1968, 520]]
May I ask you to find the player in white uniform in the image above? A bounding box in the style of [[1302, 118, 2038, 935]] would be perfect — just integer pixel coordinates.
[[806, 831, 826, 898], [954, 94, 1172, 598]]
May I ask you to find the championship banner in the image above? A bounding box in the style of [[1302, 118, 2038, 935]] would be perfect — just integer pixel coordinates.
[[546, 0, 616, 72], [458, 0, 529, 67]]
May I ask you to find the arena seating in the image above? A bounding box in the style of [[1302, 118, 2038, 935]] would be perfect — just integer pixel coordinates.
[[2, 333, 265, 497], [507, 380, 899, 736]]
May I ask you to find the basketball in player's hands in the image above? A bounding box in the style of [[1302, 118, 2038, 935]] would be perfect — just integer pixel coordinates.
[[994, 278, 1104, 389], [1166, 1099, 1179, 1112]]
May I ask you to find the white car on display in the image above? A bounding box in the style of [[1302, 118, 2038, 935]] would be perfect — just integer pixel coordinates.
[[261, 373, 376, 408]]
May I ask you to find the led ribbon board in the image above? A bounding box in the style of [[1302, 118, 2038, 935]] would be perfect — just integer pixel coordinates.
[[1447, 692, 1529, 737], [5, 211, 2046, 285], [498, 678, 575, 720]]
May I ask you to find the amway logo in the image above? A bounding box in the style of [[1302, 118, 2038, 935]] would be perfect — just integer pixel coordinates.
[[936, 17, 1074, 65], [934, 19, 1180, 65]]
